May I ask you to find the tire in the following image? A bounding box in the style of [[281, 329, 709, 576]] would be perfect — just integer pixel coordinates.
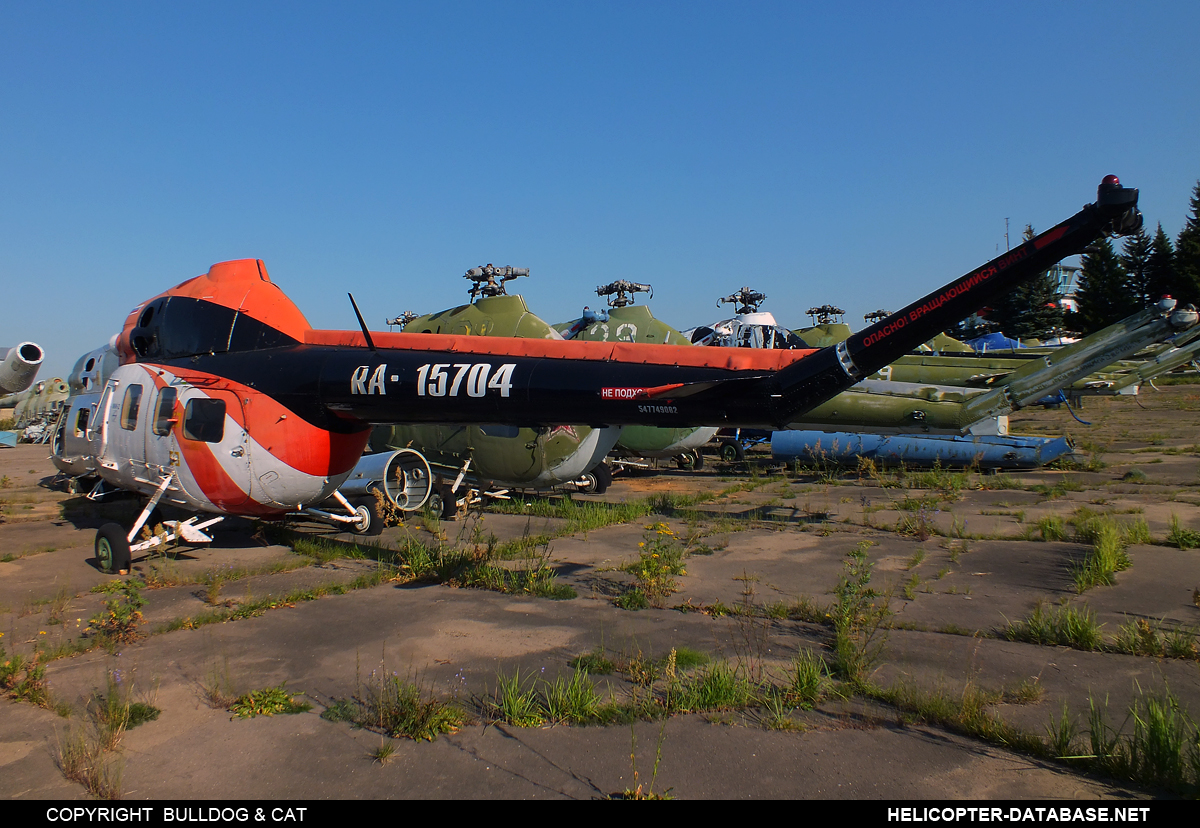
[[578, 463, 612, 495], [429, 485, 457, 520], [591, 463, 612, 494], [95, 523, 131, 575], [349, 495, 385, 536], [675, 448, 705, 471], [720, 440, 745, 463], [691, 448, 705, 471]]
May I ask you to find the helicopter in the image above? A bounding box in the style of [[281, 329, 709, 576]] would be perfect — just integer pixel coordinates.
[[370, 266, 622, 516], [75, 175, 1142, 574], [555, 279, 718, 470]]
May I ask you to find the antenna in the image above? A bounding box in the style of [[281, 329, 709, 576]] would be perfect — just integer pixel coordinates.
[[347, 294, 376, 351]]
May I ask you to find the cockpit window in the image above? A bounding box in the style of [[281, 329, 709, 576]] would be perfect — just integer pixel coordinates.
[[153, 388, 177, 436], [120, 385, 142, 431], [183, 398, 225, 443]]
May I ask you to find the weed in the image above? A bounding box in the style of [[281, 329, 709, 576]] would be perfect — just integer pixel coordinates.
[[202, 656, 239, 709], [326, 671, 465, 740], [488, 668, 547, 727], [1167, 514, 1200, 550], [229, 684, 312, 718], [1, 646, 51, 707], [370, 740, 397, 765], [829, 542, 891, 684], [784, 649, 829, 709], [56, 725, 123, 800], [896, 505, 938, 541], [758, 687, 804, 732], [617, 653, 674, 801], [620, 522, 686, 607], [541, 668, 603, 724], [1045, 702, 1079, 759], [1036, 515, 1068, 542], [1004, 678, 1044, 705], [1121, 517, 1153, 546], [89, 669, 160, 751], [87, 580, 147, 646], [614, 588, 650, 611], [1003, 602, 1103, 651], [673, 662, 757, 713], [571, 647, 616, 675], [1071, 516, 1131, 593], [672, 647, 708, 670], [1030, 480, 1085, 501], [1083, 687, 1200, 795], [869, 679, 1044, 757], [1112, 618, 1199, 660], [906, 549, 926, 570]]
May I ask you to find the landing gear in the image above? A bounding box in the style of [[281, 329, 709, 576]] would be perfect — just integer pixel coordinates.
[[675, 448, 705, 471], [577, 463, 612, 494], [426, 484, 459, 520], [720, 439, 745, 463], [95, 523, 131, 575], [349, 495, 385, 536]]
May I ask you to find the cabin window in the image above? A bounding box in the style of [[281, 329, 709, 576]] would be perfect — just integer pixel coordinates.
[[183, 398, 225, 443], [120, 385, 142, 431], [74, 408, 90, 437], [153, 388, 177, 436]]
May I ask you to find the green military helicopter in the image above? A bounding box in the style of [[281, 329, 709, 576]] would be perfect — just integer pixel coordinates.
[[677, 289, 1199, 458], [799, 307, 1198, 404], [370, 265, 620, 516], [553, 280, 718, 470]]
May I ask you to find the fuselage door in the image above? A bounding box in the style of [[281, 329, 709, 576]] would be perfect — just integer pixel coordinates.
[[172, 387, 253, 511], [100, 372, 149, 485]]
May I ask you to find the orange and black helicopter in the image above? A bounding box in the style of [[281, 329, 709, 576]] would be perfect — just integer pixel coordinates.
[[80, 176, 1141, 573]]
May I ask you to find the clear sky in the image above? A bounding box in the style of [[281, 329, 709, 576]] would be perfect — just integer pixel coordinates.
[[3, 2, 1198, 380]]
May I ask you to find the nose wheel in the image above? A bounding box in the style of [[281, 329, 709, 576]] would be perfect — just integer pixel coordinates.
[[95, 523, 132, 575]]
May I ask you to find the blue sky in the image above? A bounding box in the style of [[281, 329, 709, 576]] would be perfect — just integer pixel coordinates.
[[3, 2, 1198, 379]]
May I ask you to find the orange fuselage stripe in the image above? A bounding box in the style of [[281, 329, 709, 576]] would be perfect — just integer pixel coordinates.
[[304, 329, 817, 371]]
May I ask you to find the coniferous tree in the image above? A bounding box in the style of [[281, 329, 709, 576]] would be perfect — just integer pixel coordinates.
[[1073, 237, 1128, 334], [1119, 226, 1153, 307], [1176, 180, 1200, 305], [986, 225, 1064, 339], [1146, 223, 1179, 303]]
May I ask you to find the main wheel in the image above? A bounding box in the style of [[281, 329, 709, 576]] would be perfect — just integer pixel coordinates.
[[720, 440, 745, 463], [590, 463, 612, 494], [349, 495, 385, 536], [577, 463, 612, 494], [428, 485, 457, 520], [95, 523, 131, 575]]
